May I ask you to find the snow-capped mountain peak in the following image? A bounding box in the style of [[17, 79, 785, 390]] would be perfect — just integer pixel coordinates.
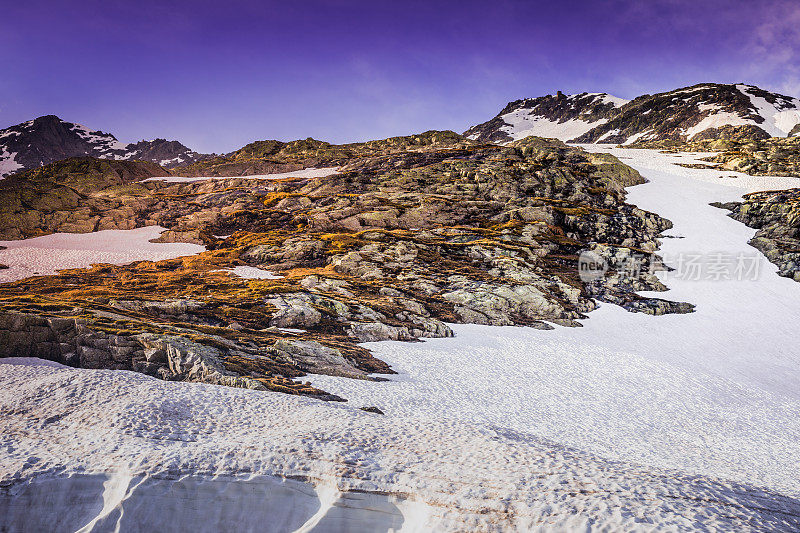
[[0, 115, 209, 178], [465, 91, 629, 144], [466, 83, 800, 145]]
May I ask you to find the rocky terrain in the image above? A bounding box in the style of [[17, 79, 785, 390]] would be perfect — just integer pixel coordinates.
[[0, 115, 210, 177], [0, 132, 691, 400], [714, 189, 800, 282], [467, 83, 800, 144]]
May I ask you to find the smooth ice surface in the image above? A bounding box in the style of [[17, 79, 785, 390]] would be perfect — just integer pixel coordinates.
[[308, 147, 800, 496], [146, 167, 340, 183], [0, 226, 205, 282]]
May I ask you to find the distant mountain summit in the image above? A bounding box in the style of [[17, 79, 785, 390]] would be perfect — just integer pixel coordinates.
[[466, 83, 800, 145], [0, 115, 209, 177], [465, 92, 628, 144]]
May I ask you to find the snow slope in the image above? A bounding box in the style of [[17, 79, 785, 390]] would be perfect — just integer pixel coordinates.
[[737, 84, 800, 137], [2, 359, 798, 532], [0, 226, 205, 283]]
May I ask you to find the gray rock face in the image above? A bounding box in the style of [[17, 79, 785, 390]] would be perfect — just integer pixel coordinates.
[[0, 312, 261, 389]]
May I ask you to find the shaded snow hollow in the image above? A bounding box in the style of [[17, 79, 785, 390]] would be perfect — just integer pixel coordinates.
[[2, 149, 800, 530]]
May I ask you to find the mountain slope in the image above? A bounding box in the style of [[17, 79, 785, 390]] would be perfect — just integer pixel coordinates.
[[465, 92, 628, 144], [467, 83, 800, 145], [0, 115, 209, 178]]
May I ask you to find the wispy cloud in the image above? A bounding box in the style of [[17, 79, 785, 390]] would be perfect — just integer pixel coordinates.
[[742, 0, 800, 96]]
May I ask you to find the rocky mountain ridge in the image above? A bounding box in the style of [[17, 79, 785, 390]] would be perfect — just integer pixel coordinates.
[[0, 115, 211, 178], [467, 83, 800, 145]]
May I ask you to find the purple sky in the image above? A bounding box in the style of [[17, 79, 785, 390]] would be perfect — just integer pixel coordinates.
[[2, 0, 799, 153]]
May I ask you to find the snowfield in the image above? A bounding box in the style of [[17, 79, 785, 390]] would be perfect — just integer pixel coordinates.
[[2, 148, 800, 531], [2, 359, 799, 532], [0, 226, 205, 283]]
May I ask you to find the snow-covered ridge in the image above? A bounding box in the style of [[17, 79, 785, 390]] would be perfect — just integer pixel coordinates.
[[467, 91, 629, 143]]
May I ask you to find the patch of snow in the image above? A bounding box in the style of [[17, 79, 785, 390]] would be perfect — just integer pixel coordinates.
[[500, 112, 606, 142], [146, 167, 340, 183], [684, 111, 752, 139], [0, 226, 205, 283], [0, 147, 23, 178], [0, 357, 66, 368], [590, 93, 629, 107], [621, 129, 652, 145], [737, 84, 800, 137], [595, 128, 620, 142], [220, 266, 282, 280], [70, 123, 128, 154]]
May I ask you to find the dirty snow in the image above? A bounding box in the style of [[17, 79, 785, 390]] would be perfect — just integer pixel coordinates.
[[0, 226, 205, 283], [146, 167, 340, 183]]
